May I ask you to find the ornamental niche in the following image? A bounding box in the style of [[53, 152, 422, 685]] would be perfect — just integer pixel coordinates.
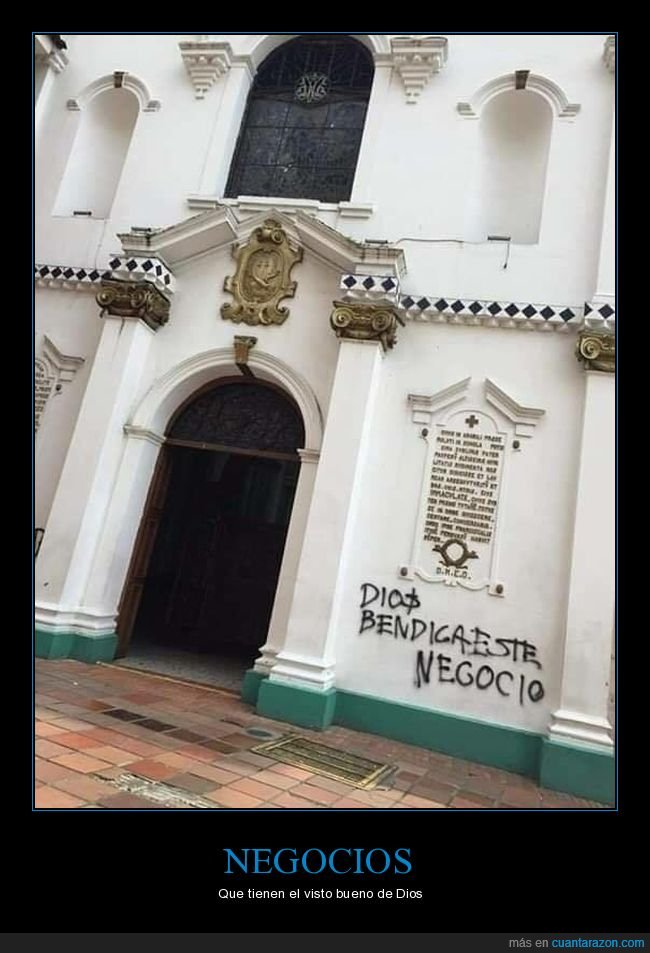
[[221, 219, 303, 327]]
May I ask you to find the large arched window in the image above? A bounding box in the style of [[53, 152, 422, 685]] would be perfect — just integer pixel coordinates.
[[225, 35, 374, 203]]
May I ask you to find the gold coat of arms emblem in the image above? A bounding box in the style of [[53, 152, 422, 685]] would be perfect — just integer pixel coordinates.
[[221, 219, 303, 326]]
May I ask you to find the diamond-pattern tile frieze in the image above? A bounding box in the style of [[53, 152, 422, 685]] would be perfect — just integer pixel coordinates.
[[397, 294, 614, 333], [35, 257, 176, 296], [339, 274, 400, 304]]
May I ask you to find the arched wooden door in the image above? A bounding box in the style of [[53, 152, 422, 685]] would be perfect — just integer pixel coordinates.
[[116, 378, 305, 661]]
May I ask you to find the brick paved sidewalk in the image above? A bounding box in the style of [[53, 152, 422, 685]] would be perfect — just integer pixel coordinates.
[[35, 659, 605, 810]]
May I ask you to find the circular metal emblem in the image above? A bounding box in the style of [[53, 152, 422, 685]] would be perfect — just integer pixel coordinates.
[[295, 72, 330, 103]]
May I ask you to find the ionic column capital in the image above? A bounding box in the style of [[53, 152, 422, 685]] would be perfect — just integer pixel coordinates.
[[576, 329, 615, 373], [330, 300, 402, 352]]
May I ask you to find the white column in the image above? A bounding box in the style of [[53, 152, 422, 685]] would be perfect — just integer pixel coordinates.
[[268, 340, 385, 691], [35, 315, 154, 637], [255, 448, 320, 674], [548, 368, 615, 748]]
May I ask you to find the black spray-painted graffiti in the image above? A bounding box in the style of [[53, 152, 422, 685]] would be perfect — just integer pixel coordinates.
[[358, 583, 544, 706]]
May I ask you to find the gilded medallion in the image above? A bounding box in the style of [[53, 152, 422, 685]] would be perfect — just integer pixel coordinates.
[[221, 219, 303, 326]]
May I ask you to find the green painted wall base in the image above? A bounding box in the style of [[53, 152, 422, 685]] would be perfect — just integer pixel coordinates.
[[335, 688, 542, 777], [241, 669, 267, 706], [539, 737, 615, 805], [248, 680, 614, 803], [256, 679, 336, 729], [35, 629, 117, 664]]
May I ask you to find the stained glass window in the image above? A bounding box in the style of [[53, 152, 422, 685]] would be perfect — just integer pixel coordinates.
[[225, 35, 374, 203]]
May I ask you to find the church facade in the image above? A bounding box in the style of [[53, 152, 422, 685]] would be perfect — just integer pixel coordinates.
[[34, 33, 616, 802]]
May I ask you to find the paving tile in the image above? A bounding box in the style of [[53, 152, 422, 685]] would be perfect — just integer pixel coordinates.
[[218, 733, 256, 749], [103, 709, 146, 723], [206, 758, 259, 777], [127, 759, 179, 781], [175, 744, 222, 763], [34, 739, 74, 759], [205, 788, 262, 808], [153, 751, 207, 772], [269, 791, 324, 810], [408, 780, 459, 805], [166, 728, 210, 744], [122, 692, 166, 704], [187, 763, 243, 785], [84, 745, 139, 766], [34, 759, 80, 784], [35, 721, 68, 738], [50, 752, 113, 774], [331, 798, 370, 809], [289, 783, 340, 805], [47, 716, 93, 731], [343, 788, 401, 808], [400, 793, 446, 809], [197, 739, 238, 754], [231, 751, 277, 768], [229, 777, 286, 801], [449, 794, 497, 809], [165, 773, 220, 795], [35, 786, 87, 809], [97, 793, 167, 809], [500, 785, 543, 809], [34, 659, 607, 811], [51, 731, 104, 751], [301, 775, 355, 796], [249, 769, 300, 791], [265, 763, 315, 782], [51, 775, 117, 802]]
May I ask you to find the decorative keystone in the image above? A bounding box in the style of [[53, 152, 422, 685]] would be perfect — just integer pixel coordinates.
[[234, 335, 258, 376], [390, 36, 448, 104], [96, 279, 170, 331], [330, 300, 402, 352], [179, 41, 233, 98], [576, 329, 615, 373]]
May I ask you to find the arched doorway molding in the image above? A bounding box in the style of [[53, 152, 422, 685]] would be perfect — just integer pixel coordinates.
[[129, 346, 323, 451], [84, 346, 323, 676]]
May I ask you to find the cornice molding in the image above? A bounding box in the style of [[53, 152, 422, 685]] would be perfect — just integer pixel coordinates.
[[118, 207, 405, 276], [390, 35, 448, 104], [179, 40, 251, 98]]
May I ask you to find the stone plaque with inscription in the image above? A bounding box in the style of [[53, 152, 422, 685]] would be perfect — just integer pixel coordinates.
[[405, 407, 508, 593]]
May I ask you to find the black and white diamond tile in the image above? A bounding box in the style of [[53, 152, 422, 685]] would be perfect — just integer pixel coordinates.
[[108, 257, 176, 294], [339, 274, 400, 303], [35, 257, 176, 295], [398, 294, 587, 331], [584, 299, 616, 328]]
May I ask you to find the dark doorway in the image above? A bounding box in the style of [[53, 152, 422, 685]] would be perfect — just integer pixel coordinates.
[[116, 379, 304, 689]]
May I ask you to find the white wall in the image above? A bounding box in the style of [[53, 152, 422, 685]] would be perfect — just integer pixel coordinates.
[[333, 322, 584, 734], [35, 290, 103, 526], [35, 34, 613, 306]]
